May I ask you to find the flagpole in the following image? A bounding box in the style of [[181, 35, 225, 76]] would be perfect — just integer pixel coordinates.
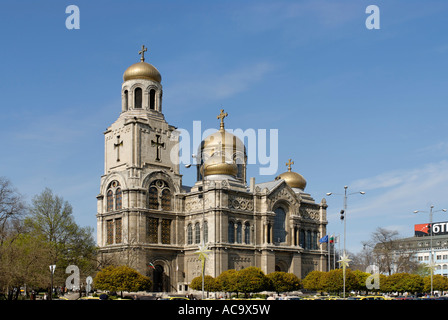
[[320, 235, 329, 271], [329, 235, 333, 271], [327, 186, 365, 298], [333, 235, 338, 270], [338, 235, 341, 268]]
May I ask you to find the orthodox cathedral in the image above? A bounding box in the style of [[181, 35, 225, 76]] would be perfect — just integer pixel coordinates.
[[96, 46, 329, 292]]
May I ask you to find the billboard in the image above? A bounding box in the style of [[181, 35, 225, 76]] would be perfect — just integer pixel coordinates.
[[414, 221, 448, 237]]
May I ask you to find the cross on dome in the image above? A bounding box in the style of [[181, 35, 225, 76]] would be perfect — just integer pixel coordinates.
[[286, 159, 294, 172], [139, 45, 148, 62], [217, 109, 228, 130]]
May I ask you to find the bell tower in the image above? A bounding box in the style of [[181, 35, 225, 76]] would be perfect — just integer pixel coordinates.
[[102, 45, 180, 176], [97, 46, 182, 272]]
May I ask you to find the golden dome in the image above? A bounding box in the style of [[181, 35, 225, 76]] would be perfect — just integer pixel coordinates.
[[201, 153, 238, 177], [123, 61, 162, 83], [276, 171, 307, 189], [200, 129, 245, 153], [276, 159, 307, 190], [199, 109, 245, 178]]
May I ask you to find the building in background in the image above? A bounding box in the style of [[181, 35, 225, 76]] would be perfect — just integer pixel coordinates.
[[391, 222, 448, 277]]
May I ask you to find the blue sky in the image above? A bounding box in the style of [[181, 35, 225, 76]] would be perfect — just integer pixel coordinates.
[[1, 0, 448, 254]]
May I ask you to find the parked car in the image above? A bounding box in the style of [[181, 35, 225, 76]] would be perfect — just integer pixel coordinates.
[[359, 295, 386, 300]]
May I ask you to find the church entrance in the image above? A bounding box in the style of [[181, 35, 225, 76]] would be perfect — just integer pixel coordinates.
[[275, 259, 289, 273], [153, 265, 165, 292]]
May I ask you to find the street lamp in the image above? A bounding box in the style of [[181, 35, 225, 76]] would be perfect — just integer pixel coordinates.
[[49, 264, 56, 300], [326, 185, 365, 298], [414, 205, 447, 296], [185, 154, 208, 300]]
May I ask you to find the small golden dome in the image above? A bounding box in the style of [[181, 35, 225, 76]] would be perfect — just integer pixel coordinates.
[[276, 159, 307, 190], [201, 153, 238, 177], [276, 171, 307, 190], [123, 61, 162, 83]]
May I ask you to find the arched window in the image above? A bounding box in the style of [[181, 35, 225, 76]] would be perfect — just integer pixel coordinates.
[[149, 89, 156, 110], [245, 222, 251, 244], [106, 180, 121, 212], [204, 221, 208, 243], [124, 90, 128, 111], [134, 87, 142, 108], [228, 221, 235, 243], [306, 230, 311, 250], [148, 187, 158, 209], [187, 224, 193, 245], [195, 222, 201, 244], [312, 231, 318, 250], [115, 188, 122, 210], [159, 92, 162, 112], [161, 189, 171, 211], [294, 226, 298, 246], [147, 180, 172, 211], [267, 223, 272, 244], [299, 229, 305, 248], [107, 190, 113, 212], [236, 222, 242, 243], [274, 207, 286, 243]]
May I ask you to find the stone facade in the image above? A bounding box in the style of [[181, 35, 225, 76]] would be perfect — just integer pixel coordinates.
[[96, 50, 329, 293]]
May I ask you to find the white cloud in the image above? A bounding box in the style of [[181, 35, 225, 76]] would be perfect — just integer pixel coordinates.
[[326, 161, 448, 252], [349, 160, 448, 218]]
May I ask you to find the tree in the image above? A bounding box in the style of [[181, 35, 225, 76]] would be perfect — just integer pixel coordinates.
[[319, 269, 358, 295], [234, 267, 269, 297], [380, 273, 398, 293], [380, 273, 423, 294], [216, 269, 238, 296], [94, 265, 152, 297], [423, 274, 448, 293], [25, 188, 97, 284], [351, 247, 374, 272], [0, 177, 28, 299], [399, 274, 423, 294], [0, 177, 25, 245], [364, 227, 418, 275], [190, 275, 218, 295], [302, 270, 325, 293], [267, 272, 301, 294], [0, 233, 52, 299], [414, 263, 431, 277], [352, 269, 371, 293]]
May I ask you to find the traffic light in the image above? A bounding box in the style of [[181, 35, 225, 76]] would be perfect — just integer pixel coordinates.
[[340, 210, 345, 221]]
